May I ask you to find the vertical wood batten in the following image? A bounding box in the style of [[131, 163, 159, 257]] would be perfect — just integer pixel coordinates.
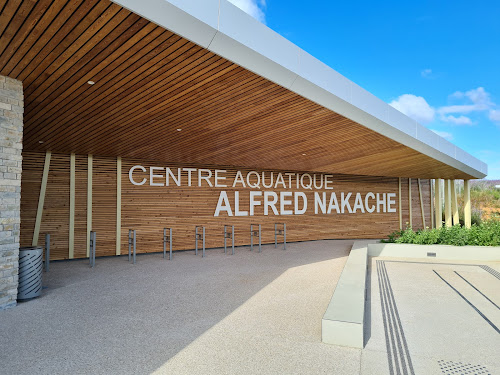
[[408, 178, 412, 228], [464, 180, 471, 228], [418, 179, 426, 228], [32, 151, 51, 246], [451, 180, 459, 225], [444, 179, 452, 227], [87, 155, 93, 257], [398, 177, 402, 230], [116, 157, 121, 255], [69, 153, 75, 258], [435, 179, 442, 228]]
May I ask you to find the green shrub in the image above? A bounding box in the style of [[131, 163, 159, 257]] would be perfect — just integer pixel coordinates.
[[383, 219, 500, 246]]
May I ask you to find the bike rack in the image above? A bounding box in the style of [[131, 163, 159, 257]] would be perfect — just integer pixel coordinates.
[[128, 229, 136, 264], [224, 225, 235, 255], [44, 233, 50, 272], [89, 231, 96, 268], [163, 228, 172, 260], [274, 223, 286, 250], [195, 226, 205, 257], [250, 224, 262, 253]]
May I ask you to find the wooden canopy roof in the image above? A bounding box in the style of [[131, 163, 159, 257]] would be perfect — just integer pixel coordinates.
[[0, 0, 485, 179]]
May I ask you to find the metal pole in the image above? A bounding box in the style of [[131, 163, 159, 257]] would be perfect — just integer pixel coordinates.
[[250, 224, 253, 251], [169, 228, 173, 260], [232, 225, 235, 255], [133, 229, 136, 264], [224, 225, 227, 254], [202, 226, 206, 258], [163, 228, 167, 259], [195, 226, 198, 255], [274, 223, 277, 248], [258, 224, 262, 253], [92, 231, 96, 268], [44, 233, 50, 272], [128, 229, 132, 262], [89, 231, 92, 266], [283, 223, 286, 250]]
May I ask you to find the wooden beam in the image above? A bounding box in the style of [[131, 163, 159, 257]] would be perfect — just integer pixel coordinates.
[[32, 151, 51, 246], [444, 179, 452, 227], [69, 153, 75, 258], [430, 179, 434, 229], [398, 177, 402, 230], [451, 180, 459, 225], [87, 154, 93, 257], [418, 179, 426, 228], [464, 180, 471, 228], [116, 156, 121, 255], [408, 178, 412, 228]]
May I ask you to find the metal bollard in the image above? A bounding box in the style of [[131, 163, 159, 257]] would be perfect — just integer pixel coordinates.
[[44, 233, 50, 272], [250, 224, 262, 253], [195, 226, 205, 257], [89, 231, 96, 268], [128, 229, 132, 262], [224, 225, 235, 255], [284, 223, 286, 250], [274, 223, 286, 250], [164, 228, 172, 260], [133, 230, 136, 264]]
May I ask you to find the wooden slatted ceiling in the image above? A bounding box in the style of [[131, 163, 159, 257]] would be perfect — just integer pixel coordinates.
[[0, 0, 474, 179]]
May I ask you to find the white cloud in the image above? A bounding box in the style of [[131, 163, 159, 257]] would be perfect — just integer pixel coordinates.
[[228, 0, 266, 23], [439, 87, 492, 115], [440, 114, 473, 125], [421, 69, 432, 78], [430, 129, 454, 141], [489, 109, 500, 124], [389, 94, 435, 124]]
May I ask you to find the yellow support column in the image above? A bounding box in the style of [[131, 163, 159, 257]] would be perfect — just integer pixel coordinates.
[[398, 177, 402, 230], [116, 157, 121, 255], [451, 180, 459, 225], [408, 178, 412, 228], [87, 155, 93, 257], [464, 180, 471, 228], [435, 179, 442, 228], [430, 179, 434, 229], [444, 179, 452, 227], [69, 153, 75, 259]]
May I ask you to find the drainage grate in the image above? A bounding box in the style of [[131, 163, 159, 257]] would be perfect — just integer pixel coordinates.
[[438, 360, 491, 374]]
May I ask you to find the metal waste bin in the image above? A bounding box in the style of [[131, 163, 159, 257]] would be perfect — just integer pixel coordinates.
[[18, 246, 43, 300]]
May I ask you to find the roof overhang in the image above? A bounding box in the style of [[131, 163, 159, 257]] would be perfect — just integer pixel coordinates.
[[0, 0, 487, 179], [113, 0, 487, 179]]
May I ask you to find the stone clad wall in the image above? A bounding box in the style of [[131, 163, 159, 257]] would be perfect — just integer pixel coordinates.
[[0, 75, 23, 310]]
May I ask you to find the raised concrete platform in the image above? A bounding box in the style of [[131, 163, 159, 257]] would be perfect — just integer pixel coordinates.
[[322, 240, 378, 348], [322, 240, 500, 350], [368, 243, 500, 261]]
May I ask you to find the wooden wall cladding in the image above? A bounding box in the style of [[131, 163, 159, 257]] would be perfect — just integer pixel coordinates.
[[20, 152, 433, 260]]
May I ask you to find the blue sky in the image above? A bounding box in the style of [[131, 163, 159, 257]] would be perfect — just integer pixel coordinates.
[[229, 0, 500, 179]]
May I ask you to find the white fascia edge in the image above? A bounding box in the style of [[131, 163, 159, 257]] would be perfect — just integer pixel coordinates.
[[112, 0, 487, 178]]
